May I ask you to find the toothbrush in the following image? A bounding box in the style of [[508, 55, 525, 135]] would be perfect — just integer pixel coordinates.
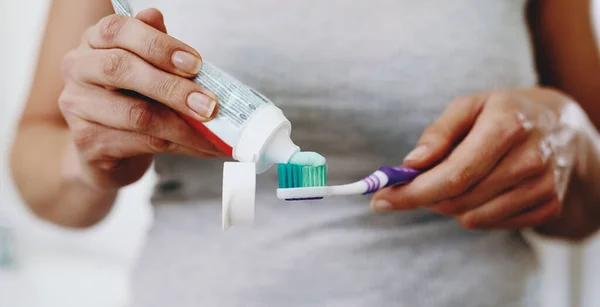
[[277, 166, 421, 201]]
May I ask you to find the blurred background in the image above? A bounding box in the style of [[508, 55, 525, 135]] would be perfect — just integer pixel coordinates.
[[0, 1, 599, 307]]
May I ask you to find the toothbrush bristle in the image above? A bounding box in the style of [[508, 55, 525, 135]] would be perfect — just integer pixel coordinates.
[[277, 164, 327, 189], [285, 197, 325, 201]]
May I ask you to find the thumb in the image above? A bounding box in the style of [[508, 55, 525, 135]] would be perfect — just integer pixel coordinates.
[[404, 94, 486, 169], [136, 8, 167, 33]]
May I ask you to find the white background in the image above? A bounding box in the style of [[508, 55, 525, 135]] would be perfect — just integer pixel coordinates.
[[0, 1, 599, 306]]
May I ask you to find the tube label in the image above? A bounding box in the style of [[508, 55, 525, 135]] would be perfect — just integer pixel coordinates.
[[191, 63, 271, 151], [195, 63, 270, 125]]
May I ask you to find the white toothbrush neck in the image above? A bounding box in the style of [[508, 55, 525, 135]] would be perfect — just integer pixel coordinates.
[[328, 181, 367, 196], [328, 170, 389, 196]]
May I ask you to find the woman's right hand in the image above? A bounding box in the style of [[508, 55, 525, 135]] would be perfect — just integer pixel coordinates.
[[59, 9, 220, 190]]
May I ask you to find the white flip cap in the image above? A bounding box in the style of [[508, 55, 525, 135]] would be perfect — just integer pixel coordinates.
[[222, 162, 256, 230]]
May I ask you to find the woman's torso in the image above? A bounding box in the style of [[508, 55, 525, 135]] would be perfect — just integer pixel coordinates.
[[128, 1, 539, 306]]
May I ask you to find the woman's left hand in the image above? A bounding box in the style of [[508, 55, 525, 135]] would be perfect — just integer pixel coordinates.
[[371, 88, 579, 230]]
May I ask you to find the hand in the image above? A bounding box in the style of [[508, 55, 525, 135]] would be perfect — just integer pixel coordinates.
[[59, 9, 221, 190], [371, 88, 578, 230]]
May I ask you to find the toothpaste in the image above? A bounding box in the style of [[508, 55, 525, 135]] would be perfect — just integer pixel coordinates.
[[182, 62, 300, 173]]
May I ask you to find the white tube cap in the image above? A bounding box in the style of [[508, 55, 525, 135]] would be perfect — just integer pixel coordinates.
[[222, 162, 256, 230]]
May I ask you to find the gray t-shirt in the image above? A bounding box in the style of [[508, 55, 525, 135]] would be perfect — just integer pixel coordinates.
[[128, 0, 539, 306]]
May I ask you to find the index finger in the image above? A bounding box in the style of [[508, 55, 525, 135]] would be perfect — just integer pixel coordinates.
[[87, 14, 202, 77], [375, 97, 530, 208], [403, 94, 487, 169]]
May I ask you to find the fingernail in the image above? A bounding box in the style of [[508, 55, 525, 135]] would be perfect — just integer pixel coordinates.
[[404, 145, 428, 162], [187, 92, 216, 119], [371, 200, 392, 211], [172, 51, 202, 74]]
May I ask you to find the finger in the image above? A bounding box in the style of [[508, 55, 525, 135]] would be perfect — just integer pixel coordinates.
[[135, 8, 167, 33], [58, 85, 222, 156], [427, 131, 548, 216], [68, 48, 218, 121], [68, 121, 217, 190], [86, 14, 201, 77], [487, 197, 562, 229], [375, 95, 531, 210], [456, 171, 556, 229], [66, 116, 219, 159], [403, 94, 486, 169]]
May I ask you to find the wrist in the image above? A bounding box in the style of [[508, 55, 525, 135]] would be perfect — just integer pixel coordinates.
[[560, 102, 600, 199], [56, 139, 118, 227], [533, 101, 600, 239], [61, 138, 119, 193]]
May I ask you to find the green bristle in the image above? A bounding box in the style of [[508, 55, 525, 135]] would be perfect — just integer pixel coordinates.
[[277, 164, 327, 188]]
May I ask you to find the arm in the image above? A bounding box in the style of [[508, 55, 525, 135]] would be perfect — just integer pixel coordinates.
[[528, 0, 600, 129], [10, 0, 117, 227], [528, 0, 600, 239]]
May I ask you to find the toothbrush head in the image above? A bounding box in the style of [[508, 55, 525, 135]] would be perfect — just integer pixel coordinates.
[[277, 164, 327, 201], [276, 186, 329, 201]]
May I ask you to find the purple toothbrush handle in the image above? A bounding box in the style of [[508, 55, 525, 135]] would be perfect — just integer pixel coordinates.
[[380, 166, 421, 187], [362, 166, 421, 195]]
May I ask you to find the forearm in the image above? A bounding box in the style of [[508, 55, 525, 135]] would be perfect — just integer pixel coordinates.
[[10, 121, 117, 228], [526, 0, 600, 239], [529, 0, 600, 129]]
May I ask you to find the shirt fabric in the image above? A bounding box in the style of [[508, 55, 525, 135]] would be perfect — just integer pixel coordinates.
[[127, 1, 540, 306]]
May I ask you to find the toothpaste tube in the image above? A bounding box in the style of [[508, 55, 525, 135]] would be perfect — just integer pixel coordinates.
[[182, 62, 300, 173], [110, 0, 299, 229]]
